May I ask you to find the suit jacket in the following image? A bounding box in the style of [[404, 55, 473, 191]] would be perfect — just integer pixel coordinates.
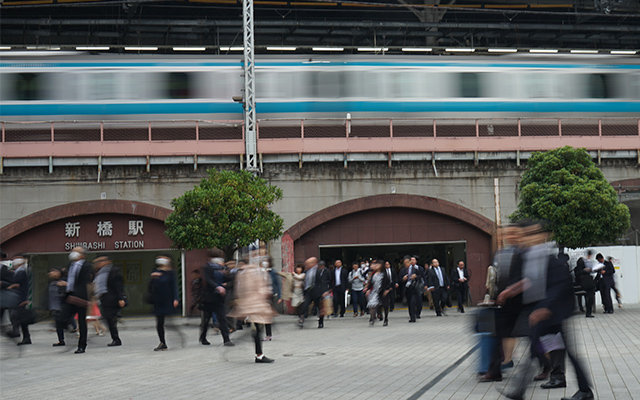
[[12, 267, 29, 302], [100, 266, 125, 308], [67, 260, 93, 300], [450, 268, 470, 289], [535, 255, 575, 326], [201, 262, 226, 306], [306, 267, 331, 299], [574, 258, 595, 291], [331, 266, 350, 290], [601, 260, 615, 285], [427, 266, 449, 289], [384, 267, 397, 289]]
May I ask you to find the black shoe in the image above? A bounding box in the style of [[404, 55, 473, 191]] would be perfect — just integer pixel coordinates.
[[52, 341, 66, 347], [17, 339, 32, 346], [586, 315, 595, 318], [154, 343, 168, 351], [339, 314, 344, 318], [255, 356, 275, 363], [5, 332, 20, 339], [383, 320, 388, 326], [409, 319, 416, 323], [461, 309, 465, 313], [107, 340, 122, 347], [200, 339, 211, 345], [223, 341, 235, 347], [540, 379, 566, 389], [561, 389, 594, 400], [318, 323, 324, 329], [74, 347, 86, 354], [477, 373, 502, 382], [416, 315, 421, 319]]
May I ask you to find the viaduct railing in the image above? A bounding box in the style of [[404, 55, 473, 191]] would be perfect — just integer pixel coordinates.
[[1, 118, 639, 159]]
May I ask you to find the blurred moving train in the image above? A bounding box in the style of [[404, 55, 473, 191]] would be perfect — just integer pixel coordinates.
[[1, 52, 639, 122]]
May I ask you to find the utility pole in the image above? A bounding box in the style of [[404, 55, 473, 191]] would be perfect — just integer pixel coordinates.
[[242, 0, 258, 172]]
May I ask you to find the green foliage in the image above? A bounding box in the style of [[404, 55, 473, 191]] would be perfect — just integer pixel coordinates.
[[164, 169, 284, 252], [509, 146, 630, 248]]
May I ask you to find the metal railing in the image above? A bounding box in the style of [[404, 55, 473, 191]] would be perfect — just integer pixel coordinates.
[[1, 117, 638, 159]]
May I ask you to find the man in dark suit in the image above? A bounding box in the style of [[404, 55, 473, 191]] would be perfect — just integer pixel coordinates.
[[450, 260, 470, 313], [54, 247, 93, 353], [574, 256, 595, 318], [298, 257, 331, 329], [400, 256, 420, 322], [426, 258, 450, 316], [93, 254, 126, 347], [383, 261, 397, 312], [331, 259, 349, 318], [200, 248, 233, 346], [595, 253, 614, 314]]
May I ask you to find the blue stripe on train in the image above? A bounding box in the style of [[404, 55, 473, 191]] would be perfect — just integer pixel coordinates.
[[1, 101, 639, 116], [1, 62, 639, 69]]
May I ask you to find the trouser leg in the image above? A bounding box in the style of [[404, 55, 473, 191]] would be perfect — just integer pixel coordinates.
[[156, 315, 165, 344], [549, 349, 566, 382], [265, 323, 272, 337], [200, 311, 211, 341], [561, 324, 592, 392], [213, 303, 230, 343], [254, 323, 263, 355], [584, 290, 594, 316]]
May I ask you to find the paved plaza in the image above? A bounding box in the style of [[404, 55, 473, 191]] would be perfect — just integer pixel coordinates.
[[2, 305, 639, 400]]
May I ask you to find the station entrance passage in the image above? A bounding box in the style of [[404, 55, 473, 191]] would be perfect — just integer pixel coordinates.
[[319, 241, 466, 272]]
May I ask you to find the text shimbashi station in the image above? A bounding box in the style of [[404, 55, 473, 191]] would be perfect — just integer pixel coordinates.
[[0, 200, 208, 315]]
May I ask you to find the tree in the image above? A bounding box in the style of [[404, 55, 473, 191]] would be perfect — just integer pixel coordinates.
[[509, 146, 630, 249], [164, 169, 284, 254]]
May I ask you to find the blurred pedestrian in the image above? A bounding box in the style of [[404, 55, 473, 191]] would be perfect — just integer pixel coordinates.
[[291, 264, 306, 314], [86, 297, 106, 336], [228, 258, 276, 363], [55, 247, 93, 353], [298, 257, 330, 329], [348, 262, 365, 317], [93, 254, 126, 347], [8, 255, 32, 345], [200, 248, 234, 347], [149, 254, 182, 351], [263, 256, 281, 341]]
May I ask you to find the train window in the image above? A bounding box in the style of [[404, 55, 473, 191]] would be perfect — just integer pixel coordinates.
[[13, 73, 42, 100], [88, 73, 119, 100], [312, 71, 345, 98], [390, 70, 423, 98], [166, 72, 192, 99], [458, 73, 480, 98], [256, 71, 294, 99], [525, 73, 551, 98], [588, 74, 613, 98]]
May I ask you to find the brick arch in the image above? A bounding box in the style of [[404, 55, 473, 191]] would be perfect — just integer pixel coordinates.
[[0, 200, 172, 244], [285, 194, 496, 241]]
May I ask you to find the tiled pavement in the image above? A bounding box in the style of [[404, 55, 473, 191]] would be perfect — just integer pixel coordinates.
[[1, 305, 639, 400]]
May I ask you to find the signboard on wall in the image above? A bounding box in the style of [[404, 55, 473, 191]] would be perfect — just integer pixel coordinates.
[[2, 214, 173, 253]]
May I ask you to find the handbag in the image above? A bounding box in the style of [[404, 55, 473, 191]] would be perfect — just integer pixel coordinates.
[[65, 295, 89, 309]]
